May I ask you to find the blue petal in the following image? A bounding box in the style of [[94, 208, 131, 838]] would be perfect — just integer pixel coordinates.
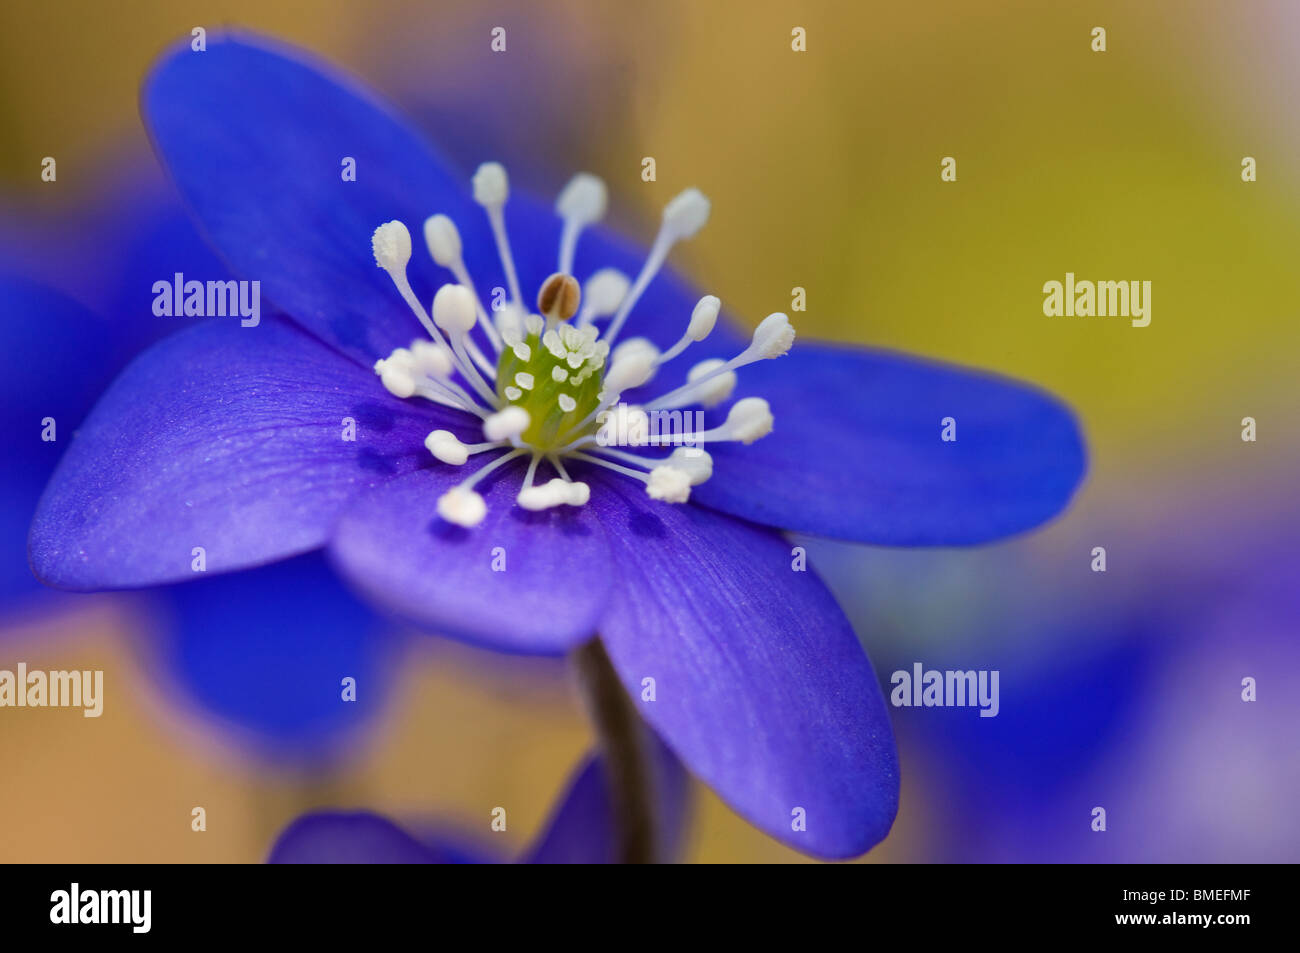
[[143, 552, 400, 762], [0, 277, 127, 605], [692, 343, 1086, 544], [522, 734, 691, 863], [587, 474, 899, 859], [268, 812, 492, 864], [143, 34, 741, 378], [329, 464, 612, 655], [29, 317, 457, 589]]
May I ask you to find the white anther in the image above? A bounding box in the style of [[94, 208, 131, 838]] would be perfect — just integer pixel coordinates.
[[558, 393, 577, 413], [603, 188, 711, 346], [410, 339, 454, 379], [517, 477, 590, 511], [725, 396, 773, 444], [687, 295, 720, 342], [472, 162, 509, 207], [578, 269, 630, 326], [604, 345, 659, 394], [556, 173, 607, 225], [374, 350, 417, 399], [484, 405, 530, 441], [552, 366, 569, 383], [646, 465, 692, 503], [495, 304, 526, 345], [437, 486, 487, 527], [611, 336, 660, 366], [422, 214, 462, 267], [371, 221, 412, 274], [748, 311, 795, 359], [515, 371, 535, 391], [662, 188, 711, 240], [432, 284, 478, 335], [505, 386, 522, 401], [424, 430, 470, 465], [686, 358, 737, 408], [666, 447, 713, 485]]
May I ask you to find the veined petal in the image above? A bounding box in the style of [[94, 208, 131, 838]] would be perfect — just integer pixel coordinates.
[[329, 464, 612, 655], [692, 343, 1086, 544], [587, 474, 899, 859], [29, 317, 457, 590], [522, 734, 691, 864], [142, 34, 742, 378], [268, 812, 492, 864]]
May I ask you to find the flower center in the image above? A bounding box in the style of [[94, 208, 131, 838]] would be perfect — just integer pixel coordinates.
[[368, 162, 795, 527]]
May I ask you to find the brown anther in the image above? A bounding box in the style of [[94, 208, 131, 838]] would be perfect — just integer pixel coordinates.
[[537, 272, 581, 322]]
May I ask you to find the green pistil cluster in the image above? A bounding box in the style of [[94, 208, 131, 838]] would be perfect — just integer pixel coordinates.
[[495, 322, 608, 450]]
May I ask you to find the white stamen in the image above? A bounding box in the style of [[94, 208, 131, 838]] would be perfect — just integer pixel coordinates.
[[593, 446, 713, 487], [422, 214, 461, 267], [435, 447, 526, 527], [410, 339, 454, 379], [666, 446, 713, 484], [724, 396, 774, 443], [662, 188, 711, 240], [644, 313, 791, 412], [371, 221, 456, 354], [425, 430, 470, 465], [495, 304, 526, 346], [576, 269, 630, 328], [556, 173, 607, 273], [437, 486, 487, 527], [472, 162, 509, 205], [657, 294, 720, 365], [748, 311, 796, 360], [371, 220, 412, 274], [423, 214, 502, 352], [430, 283, 498, 405], [432, 283, 479, 335], [518, 477, 590, 510], [473, 162, 523, 307], [603, 344, 658, 395], [646, 465, 693, 503], [604, 188, 711, 346], [484, 405, 530, 441], [374, 350, 417, 399], [371, 170, 788, 529]]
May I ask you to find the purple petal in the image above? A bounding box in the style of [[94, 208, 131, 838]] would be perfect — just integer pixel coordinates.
[[142, 34, 742, 379], [30, 317, 455, 589], [523, 734, 691, 863], [587, 475, 899, 858], [693, 343, 1086, 544], [329, 464, 612, 655], [268, 812, 492, 864]]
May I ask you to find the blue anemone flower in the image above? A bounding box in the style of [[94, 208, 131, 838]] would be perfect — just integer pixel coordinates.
[[1, 174, 396, 761], [29, 36, 1085, 858], [270, 738, 690, 865]]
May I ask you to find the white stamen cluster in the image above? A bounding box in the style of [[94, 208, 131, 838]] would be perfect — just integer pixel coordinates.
[[369, 163, 794, 527]]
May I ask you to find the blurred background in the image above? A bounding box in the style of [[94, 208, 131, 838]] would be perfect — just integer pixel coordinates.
[[0, 0, 1296, 862]]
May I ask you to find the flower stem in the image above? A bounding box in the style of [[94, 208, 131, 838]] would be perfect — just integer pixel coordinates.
[[572, 638, 658, 864]]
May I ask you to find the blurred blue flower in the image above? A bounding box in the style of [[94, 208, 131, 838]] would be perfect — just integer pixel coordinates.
[[1, 172, 399, 763], [270, 738, 690, 864], [28, 35, 1085, 857]]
